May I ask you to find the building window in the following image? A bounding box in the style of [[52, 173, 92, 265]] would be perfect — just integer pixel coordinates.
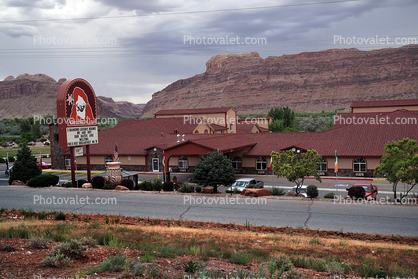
[[231, 157, 242, 170], [353, 157, 366, 172], [317, 158, 327, 171], [256, 156, 267, 170], [204, 129, 209, 134], [105, 155, 113, 165], [179, 156, 188, 169], [221, 130, 225, 134], [230, 124, 233, 131], [194, 130, 199, 134]]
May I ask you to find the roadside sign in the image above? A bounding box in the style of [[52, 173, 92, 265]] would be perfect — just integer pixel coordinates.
[[75, 146, 84, 157]]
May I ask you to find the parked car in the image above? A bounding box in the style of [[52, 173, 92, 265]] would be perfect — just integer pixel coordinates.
[[61, 179, 88, 188], [37, 161, 52, 169], [43, 140, 50, 145], [228, 178, 264, 192], [288, 185, 308, 197], [346, 182, 378, 200], [6, 141, 14, 147], [27, 141, 36, 146], [5, 166, 13, 174]]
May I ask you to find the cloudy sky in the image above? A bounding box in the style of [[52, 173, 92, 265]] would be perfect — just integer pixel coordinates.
[[0, 0, 417, 104]]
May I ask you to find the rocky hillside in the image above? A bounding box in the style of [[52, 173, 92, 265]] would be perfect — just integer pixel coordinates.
[[0, 74, 143, 119], [141, 45, 418, 117]]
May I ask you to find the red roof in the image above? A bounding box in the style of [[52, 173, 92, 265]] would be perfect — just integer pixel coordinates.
[[154, 107, 234, 116], [73, 110, 418, 159], [351, 99, 418, 109]]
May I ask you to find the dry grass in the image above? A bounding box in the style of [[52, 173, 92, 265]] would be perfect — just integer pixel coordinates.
[[0, 217, 417, 277]]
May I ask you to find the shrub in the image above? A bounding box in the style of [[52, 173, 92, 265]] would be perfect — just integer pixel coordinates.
[[8, 156, 15, 163], [324, 192, 336, 199], [93, 232, 114, 246], [120, 178, 134, 190], [348, 186, 366, 199], [152, 179, 163, 191], [307, 185, 319, 199], [55, 211, 66, 221], [38, 213, 46, 220], [64, 182, 73, 188], [0, 158, 5, 163], [195, 185, 202, 193], [28, 174, 59, 187], [271, 187, 285, 196], [326, 261, 345, 276], [229, 252, 251, 265], [276, 256, 294, 271], [178, 182, 194, 193], [41, 253, 73, 267], [49, 239, 86, 259], [163, 181, 174, 191], [139, 180, 153, 191], [103, 183, 115, 190], [79, 237, 97, 247], [28, 238, 50, 249], [91, 176, 105, 189], [246, 183, 255, 188]]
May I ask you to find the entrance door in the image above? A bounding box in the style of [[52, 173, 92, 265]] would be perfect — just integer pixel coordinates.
[[152, 158, 159, 172]]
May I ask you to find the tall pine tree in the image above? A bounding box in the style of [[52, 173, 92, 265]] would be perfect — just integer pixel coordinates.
[[192, 149, 236, 193], [8, 143, 41, 184]]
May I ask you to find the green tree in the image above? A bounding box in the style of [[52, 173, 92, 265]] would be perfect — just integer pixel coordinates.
[[271, 149, 323, 195], [268, 119, 285, 132], [31, 123, 42, 139], [268, 107, 295, 132], [192, 149, 236, 193], [8, 143, 41, 184], [375, 138, 418, 200], [20, 119, 31, 133], [21, 132, 34, 142]]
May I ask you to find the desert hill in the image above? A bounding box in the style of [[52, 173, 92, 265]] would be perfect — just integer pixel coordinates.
[[0, 74, 143, 119], [141, 45, 418, 117]]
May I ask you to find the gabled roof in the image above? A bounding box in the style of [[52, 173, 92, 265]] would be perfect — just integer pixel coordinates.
[[351, 99, 418, 109], [154, 107, 234, 116]]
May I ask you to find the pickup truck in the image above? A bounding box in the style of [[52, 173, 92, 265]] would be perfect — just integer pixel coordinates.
[[347, 182, 378, 200], [228, 178, 264, 192]]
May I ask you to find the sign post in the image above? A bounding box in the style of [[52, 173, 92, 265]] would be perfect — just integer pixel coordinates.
[[57, 78, 99, 187]]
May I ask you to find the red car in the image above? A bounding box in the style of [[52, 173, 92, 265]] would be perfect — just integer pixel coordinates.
[[348, 182, 378, 200], [37, 162, 52, 169]]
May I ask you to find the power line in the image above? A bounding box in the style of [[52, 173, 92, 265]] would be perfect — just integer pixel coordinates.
[[0, 0, 358, 24]]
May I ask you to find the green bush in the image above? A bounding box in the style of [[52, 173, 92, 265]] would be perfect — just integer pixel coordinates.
[[326, 261, 345, 275], [0, 158, 5, 163], [139, 180, 153, 191], [229, 252, 251, 265], [28, 174, 59, 187], [40, 138, 47, 142], [8, 156, 15, 163], [178, 182, 194, 193], [307, 185, 319, 199], [28, 238, 50, 249], [152, 179, 163, 191], [91, 176, 105, 189], [195, 185, 202, 193], [324, 192, 336, 199], [120, 178, 134, 190], [64, 182, 73, 188], [55, 211, 66, 221], [103, 183, 115, 190], [271, 187, 285, 196], [41, 253, 73, 267]]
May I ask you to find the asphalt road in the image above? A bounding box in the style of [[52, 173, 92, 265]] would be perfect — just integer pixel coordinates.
[[0, 186, 417, 237]]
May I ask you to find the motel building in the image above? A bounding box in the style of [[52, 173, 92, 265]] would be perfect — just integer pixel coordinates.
[[49, 99, 418, 179]]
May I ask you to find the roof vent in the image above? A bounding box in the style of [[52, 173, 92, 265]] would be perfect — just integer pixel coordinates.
[[181, 134, 185, 141], [177, 134, 180, 143]]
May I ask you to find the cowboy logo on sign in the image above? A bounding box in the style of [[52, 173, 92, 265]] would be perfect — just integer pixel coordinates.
[[67, 87, 95, 126]]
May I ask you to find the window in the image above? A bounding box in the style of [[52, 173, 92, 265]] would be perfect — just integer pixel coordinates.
[[105, 155, 113, 165], [230, 124, 233, 131], [317, 158, 327, 171], [204, 129, 209, 134], [221, 130, 225, 134], [353, 157, 366, 172], [194, 130, 199, 134], [179, 156, 188, 169], [231, 157, 242, 170], [256, 156, 267, 170]]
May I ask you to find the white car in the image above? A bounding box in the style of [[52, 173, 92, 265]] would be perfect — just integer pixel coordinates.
[[228, 178, 264, 193], [288, 185, 308, 197]]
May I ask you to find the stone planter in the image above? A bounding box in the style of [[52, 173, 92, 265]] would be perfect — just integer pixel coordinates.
[[105, 162, 123, 186]]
